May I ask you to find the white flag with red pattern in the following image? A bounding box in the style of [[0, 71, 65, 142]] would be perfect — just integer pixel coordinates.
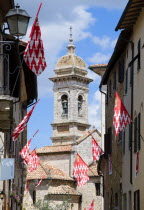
[[26, 149, 40, 172], [12, 100, 39, 141], [87, 200, 94, 210], [92, 138, 102, 161], [24, 3, 47, 76], [113, 92, 132, 135], [73, 153, 89, 187], [19, 139, 32, 160]]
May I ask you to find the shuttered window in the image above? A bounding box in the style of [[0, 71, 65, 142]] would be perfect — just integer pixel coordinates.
[[134, 117, 137, 153], [113, 72, 116, 90], [104, 133, 108, 159], [109, 80, 112, 97], [122, 131, 125, 155], [118, 59, 124, 83], [108, 127, 112, 155], [129, 123, 132, 150], [138, 113, 141, 150], [137, 39, 141, 71], [125, 69, 128, 94], [104, 128, 112, 157], [134, 190, 140, 210]]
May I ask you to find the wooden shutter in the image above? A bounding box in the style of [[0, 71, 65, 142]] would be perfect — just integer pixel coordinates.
[[138, 113, 141, 150], [134, 117, 137, 153], [137, 39, 141, 70], [104, 133, 108, 159], [129, 123, 132, 149], [108, 127, 112, 155], [125, 69, 128, 94], [134, 190, 140, 210], [118, 59, 124, 83], [122, 131, 125, 154], [113, 72, 116, 90]]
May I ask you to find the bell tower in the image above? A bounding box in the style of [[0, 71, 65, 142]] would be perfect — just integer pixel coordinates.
[[49, 27, 93, 145]]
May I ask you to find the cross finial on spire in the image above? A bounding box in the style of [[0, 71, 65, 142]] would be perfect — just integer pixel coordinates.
[[67, 26, 75, 54], [69, 26, 73, 43]]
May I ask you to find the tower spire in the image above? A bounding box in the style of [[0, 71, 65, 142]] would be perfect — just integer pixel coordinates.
[[67, 26, 75, 54]]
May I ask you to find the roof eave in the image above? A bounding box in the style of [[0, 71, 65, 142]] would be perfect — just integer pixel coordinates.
[[115, 0, 133, 31]]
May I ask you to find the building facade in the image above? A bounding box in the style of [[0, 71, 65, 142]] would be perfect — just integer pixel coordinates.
[[98, 1, 144, 209]]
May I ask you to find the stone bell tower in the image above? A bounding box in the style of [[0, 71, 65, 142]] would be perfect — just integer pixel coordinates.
[[49, 27, 93, 145]]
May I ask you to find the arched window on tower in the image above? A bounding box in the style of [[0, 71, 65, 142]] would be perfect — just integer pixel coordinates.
[[61, 95, 68, 116], [78, 95, 83, 115]]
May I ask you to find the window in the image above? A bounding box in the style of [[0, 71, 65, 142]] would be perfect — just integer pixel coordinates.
[[137, 39, 141, 71], [61, 95, 68, 116], [129, 191, 132, 210], [122, 131, 125, 155], [113, 72, 116, 90], [134, 190, 140, 210], [78, 95, 83, 114], [105, 127, 112, 155], [109, 80, 112, 97], [33, 190, 36, 204], [95, 183, 100, 196], [118, 132, 122, 143], [123, 193, 127, 210], [106, 86, 108, 104], [129, 123, 132, 150], [118, 59, 124, 83], [115, 193, 118, 209], [134, 117, 137, 153], [125, 69, 128, 94], [137, 113, 141, 150]]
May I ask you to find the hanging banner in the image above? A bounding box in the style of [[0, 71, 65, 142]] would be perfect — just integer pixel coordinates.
[[0, 158, 15, 180]]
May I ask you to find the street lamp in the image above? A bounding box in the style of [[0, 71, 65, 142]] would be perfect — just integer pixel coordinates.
[[5, 4, 30, 38]]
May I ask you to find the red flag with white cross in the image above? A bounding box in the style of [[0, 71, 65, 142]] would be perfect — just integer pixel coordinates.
[[113, 92, 132, 135], [73, 153, 89, 187], [24, 3, 47, 75]]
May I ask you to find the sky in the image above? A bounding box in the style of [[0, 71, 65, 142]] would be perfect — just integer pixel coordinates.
[[16, 0, 128, 149]]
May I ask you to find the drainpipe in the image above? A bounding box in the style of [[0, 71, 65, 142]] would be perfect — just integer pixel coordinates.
[[130, 42, 134, 185]]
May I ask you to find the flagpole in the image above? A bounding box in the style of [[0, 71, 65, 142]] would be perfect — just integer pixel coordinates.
[[36, 3, 42, 18]]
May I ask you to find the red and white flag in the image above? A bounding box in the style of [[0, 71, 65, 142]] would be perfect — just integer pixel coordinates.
[[73, 153, 89, 187], [113, 92, 132, 135], [12, 100, 39, 141], [35, 176, 44, 187], [27, 149, 40, 172], [92, 138, 102, 161], [24, 3, 47, 76], [136, 152, 139, 176], [19, 139, 32, 160], [87, 200, 94, 210]]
